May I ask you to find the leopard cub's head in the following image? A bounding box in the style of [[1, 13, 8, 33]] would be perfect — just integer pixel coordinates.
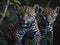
[[14, 4, 42, 22]]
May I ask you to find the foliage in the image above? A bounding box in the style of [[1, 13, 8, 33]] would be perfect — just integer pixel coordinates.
[[46, 1, 51, 8], [0, 34, 8, 45], [13, 0, 21, 5], [0, 0, 20, 45]]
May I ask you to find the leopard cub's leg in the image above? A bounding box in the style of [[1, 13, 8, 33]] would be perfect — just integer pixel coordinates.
[[30, 20, 42, 45], [31, 31, 41, 45], [13, 30, 26, 45]]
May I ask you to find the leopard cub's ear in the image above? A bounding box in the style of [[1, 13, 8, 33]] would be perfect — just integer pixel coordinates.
[[14, 4, 20, 13], [33, 4, 42, 14], [54, 6, 60, 14]]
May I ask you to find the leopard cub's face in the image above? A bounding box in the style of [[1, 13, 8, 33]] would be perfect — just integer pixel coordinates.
[[17, 6, 36, 21], [45, 7, 60, 22]]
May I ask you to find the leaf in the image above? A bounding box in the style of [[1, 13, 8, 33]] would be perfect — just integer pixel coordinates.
[[13, 0, 21, 5], [2, 2, 7, 8], [9, 1, 14, 5], [46, 1, 51, 7], [24, 0, 29, 5], [0, 12, 3, 16], [6, 10, 10, 17]]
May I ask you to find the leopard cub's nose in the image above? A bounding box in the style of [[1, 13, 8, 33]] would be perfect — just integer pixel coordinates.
[[23, 15, 29, 20]]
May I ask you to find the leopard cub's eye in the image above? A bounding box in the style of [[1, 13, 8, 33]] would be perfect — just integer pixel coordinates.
[[19, 13, 24, 18]]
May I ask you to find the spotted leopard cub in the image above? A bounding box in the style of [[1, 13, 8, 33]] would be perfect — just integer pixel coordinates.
[[44, 7, 60, 37], [13, 5, 42, 45]]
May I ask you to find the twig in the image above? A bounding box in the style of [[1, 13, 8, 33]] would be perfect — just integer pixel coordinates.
[[0, 29, 4, 36], [0, 0, 9, 25]]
